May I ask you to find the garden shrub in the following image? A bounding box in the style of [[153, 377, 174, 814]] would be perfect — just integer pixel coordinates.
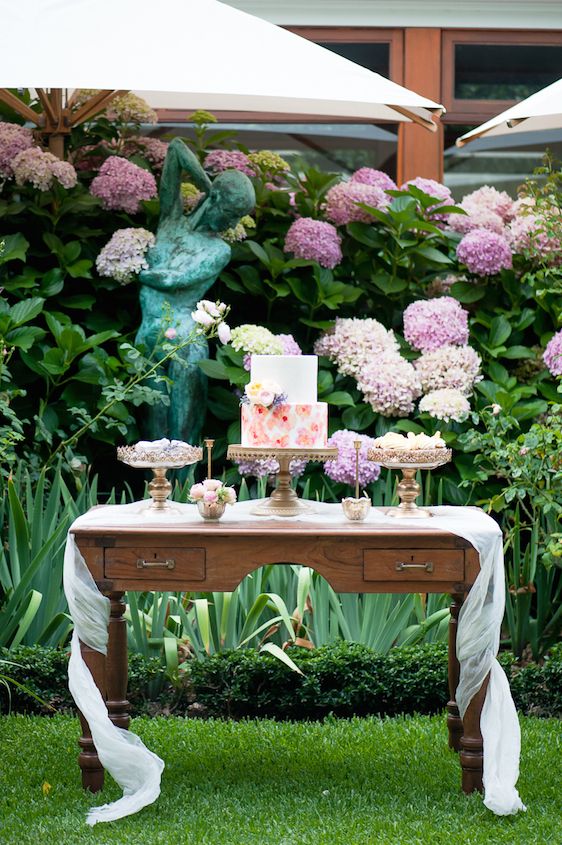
[[3, 642, 560, 720]]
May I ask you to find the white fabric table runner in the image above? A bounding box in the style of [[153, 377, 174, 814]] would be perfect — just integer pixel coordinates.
[[64, 499, 525, 824]]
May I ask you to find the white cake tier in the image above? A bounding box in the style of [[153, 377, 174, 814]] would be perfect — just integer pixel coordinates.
[[250, 355, 318, 404], [241, 403, 328, 448]]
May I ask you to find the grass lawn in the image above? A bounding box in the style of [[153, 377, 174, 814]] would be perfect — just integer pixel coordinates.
[[0, 714, 560, 845]]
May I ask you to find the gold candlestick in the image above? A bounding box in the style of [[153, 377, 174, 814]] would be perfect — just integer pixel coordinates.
[[354, 439, 361, 499], [204, 438, 215, 480]]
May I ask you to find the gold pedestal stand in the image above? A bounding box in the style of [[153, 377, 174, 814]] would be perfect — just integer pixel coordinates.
[[368, 447, 452, 518], [117, 444, 203, 510], [227, 445, 338, 517]]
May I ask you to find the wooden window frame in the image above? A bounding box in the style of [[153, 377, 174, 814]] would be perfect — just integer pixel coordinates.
[[442, 29, 562, 123]]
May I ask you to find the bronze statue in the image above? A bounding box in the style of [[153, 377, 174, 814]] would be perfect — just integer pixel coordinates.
[[136, 138, 255, 443]]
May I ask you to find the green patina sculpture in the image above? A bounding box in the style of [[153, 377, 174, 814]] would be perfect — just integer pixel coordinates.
[[136, 137, 255, 444]]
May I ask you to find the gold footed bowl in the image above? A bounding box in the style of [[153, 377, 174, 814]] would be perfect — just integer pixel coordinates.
[[227, 445, 338, 517], [367, 447, 452, 518], [117, 441, 203, 510]]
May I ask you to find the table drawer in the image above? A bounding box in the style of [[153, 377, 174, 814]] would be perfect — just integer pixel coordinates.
[[105, 547, 206, 581], [363, 549, 464, 582]]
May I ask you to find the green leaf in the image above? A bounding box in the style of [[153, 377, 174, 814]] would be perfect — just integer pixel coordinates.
[[66, 259, 93, 279], [416, 246, 452, 264], [342, 404, 375, 431], [450, 281, 486, 303], [500, 346, 537, 360], [259, 642, 303, 674], [4, 326, 46, 350], [323, 391, 355, 407], [58, 294, 96, 309], [372, 273, 407, 294], [198, 359, 230, 380], [0, 233, 29, 264], [489, 315, 512, 348], [9, 297, 44, 327], [245, 240, 271, 268]]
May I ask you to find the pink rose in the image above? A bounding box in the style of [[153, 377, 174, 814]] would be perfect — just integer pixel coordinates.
[[203, 479, 222, 491], [189, 483, 205, 500], [203, 490, 218, 503], [164, 327, 177, 339]]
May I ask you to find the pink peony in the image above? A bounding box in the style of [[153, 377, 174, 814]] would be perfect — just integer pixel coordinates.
[[544, 330, 562, 377], [90, 156, 157, 213], [403, 297, 469, 352], [203, 490, 218, 503], [325, 180, 389, 226], [284, 217, 342, 269], [0, 122, 34, 177], [350, 168, 397, 192], [456, 228, 513, 276]]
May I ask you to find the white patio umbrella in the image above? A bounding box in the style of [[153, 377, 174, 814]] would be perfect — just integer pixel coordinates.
[[0, 0, 443, 156], [457, 78, 562, 146]]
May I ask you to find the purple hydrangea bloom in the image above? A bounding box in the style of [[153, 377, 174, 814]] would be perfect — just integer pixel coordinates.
[[544, 329, 562, 377], [204, 150, 255, 177], [284, 217, 342, 269], [236, 457, 305, 477], [325, 180, 389, 226], [90, 156, 157, 213], [11, 147, 77, 191], [123, 137, 169, 170], [324, 429, 381, 487], [96, 227, 155, 284], [350, 168, 397, 192], [314, 317, 398, 379], [356, 352, 422, 417], [400, 177, 454, 222], [0, 122, 34, 177], [456, 228, 513, 276], [277, 334, 302, 356], [404, 297, 469, 352], [447, 206, 504, 236]]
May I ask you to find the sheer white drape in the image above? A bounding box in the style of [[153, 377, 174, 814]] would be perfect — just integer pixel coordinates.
[[64, 500, 524, 823]]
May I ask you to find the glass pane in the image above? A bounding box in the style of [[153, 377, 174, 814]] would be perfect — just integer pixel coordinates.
[[160, 123, 398, 179], [443, 124, 562, 200], [454, 43, 562, 100], [318, 42, 390, 77]]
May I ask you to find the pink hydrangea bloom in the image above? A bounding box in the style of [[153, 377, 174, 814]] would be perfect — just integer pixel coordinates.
[[456, 228, 513, 276], [400, 177, 453, 222], [543, 329, 562, 377], [0, 122, 34, 177], [462, 185, 515, 222], [123, 137, 169, 170], [414, 344, 482, 395], [325, 180, 389, 226], [314, 317, 398, 379], [284, 217, 342, 269], [404, 297, 469, 352], [204, 150, 255, 177], [277, 334, 302, 356], [356, 352, 422, 417], [350, 168, 397, 192], [419, 388, 471, 423], [324, 429, 381, 487], [508, 213, 561, 264], [90, 156, 157, 213], [447, 206, 504, 235], [96, 227, 155, 284], [11, 147, 77, 191]]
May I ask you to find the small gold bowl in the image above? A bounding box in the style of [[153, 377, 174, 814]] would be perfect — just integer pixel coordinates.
[[341, 494, 371, 522]]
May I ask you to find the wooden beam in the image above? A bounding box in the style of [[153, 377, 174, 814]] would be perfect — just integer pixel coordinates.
[[70, 89, 128, 128], [35, 88, 58, 127], [0, 89, 42, 125]]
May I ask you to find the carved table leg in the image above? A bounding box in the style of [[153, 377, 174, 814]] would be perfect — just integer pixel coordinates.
[[106, 592, 130, 731], [78, 639, 106, 792], [447, 593, 464, 752], [460, 675, 489, 794]]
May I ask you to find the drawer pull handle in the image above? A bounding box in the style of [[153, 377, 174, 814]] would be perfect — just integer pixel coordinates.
[[137, 558, 175, 570], [395, 561, 434, 573]]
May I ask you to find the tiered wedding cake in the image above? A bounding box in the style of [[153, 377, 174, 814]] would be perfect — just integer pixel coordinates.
[[241, 355, 328, 448]]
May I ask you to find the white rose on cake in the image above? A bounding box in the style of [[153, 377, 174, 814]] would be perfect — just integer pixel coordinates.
[[243, 379, 285, 408]]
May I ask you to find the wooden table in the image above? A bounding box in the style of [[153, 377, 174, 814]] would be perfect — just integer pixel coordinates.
[[72, 513, 487, 797]]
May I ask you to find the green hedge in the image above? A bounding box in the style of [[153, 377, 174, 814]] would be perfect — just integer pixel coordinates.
[[2, 642, 561, 719]]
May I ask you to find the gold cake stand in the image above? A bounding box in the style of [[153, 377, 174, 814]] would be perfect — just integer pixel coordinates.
[[117, 443, 203, 510], [227, 445, 338, 517], [368, 447, 452, 518]]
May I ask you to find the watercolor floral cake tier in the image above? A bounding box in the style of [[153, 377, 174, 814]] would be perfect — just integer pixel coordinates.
[[240, 354, 328, 448]]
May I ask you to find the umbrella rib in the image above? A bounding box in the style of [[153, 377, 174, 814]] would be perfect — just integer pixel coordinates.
[[70, 89, 128, 127], [390, 104, 439, 132], [0, 88, 42, 125]]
